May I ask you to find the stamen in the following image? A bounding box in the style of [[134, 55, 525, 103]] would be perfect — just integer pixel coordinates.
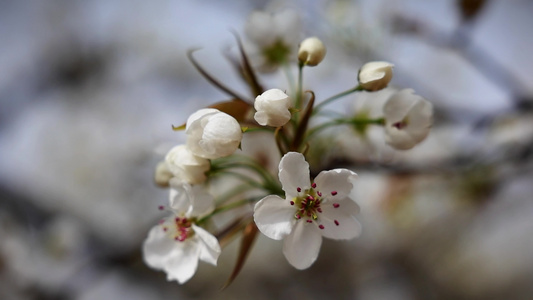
[[319, 224, 325, 229], [307, 195, 314, 201], [333, 203, 340, 208], [317, 208, 322, 213], [317, 191, 322, 197], [331, 191, 338, 196], [163, 227, 168, 232], [312, 183, 317, 188], [295, 214, 301, 219], [297, 187, 301, 192], [334, 220, 340, 226], [290, 201, 294, 205], [306, 220, 313, 223], [158, 205, 165, 210]]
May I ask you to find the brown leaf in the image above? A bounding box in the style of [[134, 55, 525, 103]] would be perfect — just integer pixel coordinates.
[[209, 99, 252, 123], [221, 221, 259, 290]]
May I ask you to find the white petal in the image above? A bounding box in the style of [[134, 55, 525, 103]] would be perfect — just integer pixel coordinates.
[[168, 181, 192, 212], [254, 195, 296, 240], [279, 152, 310, 199], [142, 225, 176, 270], [282, 221, 322, 270], [185, 108, 218, 130], [319, 199, 362, 240], [192, 224, 221, 266], [383, 89, 416, 123], [314, 168, 357, 199], [188, 185, 215, 218], [164, 240, 200, 284]]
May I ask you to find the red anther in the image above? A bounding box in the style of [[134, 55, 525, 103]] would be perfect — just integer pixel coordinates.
[[312, 183, 317, 188], [290, 201, 295, 205], [175, 217, 180, 222], [163, 227, 168, 232], [333, 203, 340, 208], [317, 191, 322, 197], [331, 191, 338, 196], [297, 187, 301, 192], [319, 225, 325, 229], [158, 205, 165, 210], [306, 220, 313, 223], [307, 195, 314, 201], [296, 214, 301, 219], [334, 220, 340, 226], [317, 208, 322, 213]]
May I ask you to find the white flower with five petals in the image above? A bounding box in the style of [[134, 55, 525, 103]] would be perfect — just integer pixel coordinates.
[[143, 179, 221, 284], [253, 152, 361, 270]]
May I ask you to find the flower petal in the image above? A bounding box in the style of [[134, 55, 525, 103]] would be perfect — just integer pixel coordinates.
[[254, 195, 296, 240], [188, 185, 215, 218], [142, 225, 176, 270], [314, 168, 357, 200], [163, 240, 200, 284], [279, 152, 310, 199], [192, 224, 221, 266], [282, 221, 322, 270], [319, 198, 362, 240]]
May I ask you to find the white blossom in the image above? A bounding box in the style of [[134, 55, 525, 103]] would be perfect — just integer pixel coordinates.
[[186, 108, 243, 159], [358, 61, 394, 91], [143, 180, 220, 284], [165, 145, 210, 185], [254, 89, 292, 127], [383, 89, 433, 150], [298, 37, 327, 66], [154, 160, 173, 187], [253, 152, 361, 269], [245, 9, 302, 72]]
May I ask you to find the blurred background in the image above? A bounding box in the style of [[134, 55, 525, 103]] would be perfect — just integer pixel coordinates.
[[0, 0, 532, 299]]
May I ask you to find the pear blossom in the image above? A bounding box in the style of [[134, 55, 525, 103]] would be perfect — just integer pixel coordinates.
[[186, 108, 243, 159], [383, 89, 433, 150], [143, 179, 220, 284], [253, 152, 361, 269], [245, 9, 302, 72], [165, 145, 210, 184], [254, 89, 292, 127], [358, 61, 394, 91], [298, 37, 327, 66]]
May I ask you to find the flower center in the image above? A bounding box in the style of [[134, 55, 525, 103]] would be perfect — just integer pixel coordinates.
[[393, 117, 409, 130], [160, 216, 195, 242], [290, 183, 342, 230], [262, 39, 291, 65]]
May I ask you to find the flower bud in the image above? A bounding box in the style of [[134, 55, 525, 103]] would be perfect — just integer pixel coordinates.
[[154, 161, 173, 187], [383, 89, 433, 150], [254, 89, 291, 127], [165, 145, 210, 184], [298, 37, 326, 66], [358, 61, 394, 91], [186, 108, 243, 159]]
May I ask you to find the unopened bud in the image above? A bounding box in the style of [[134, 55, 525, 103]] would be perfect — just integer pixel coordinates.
[[154, 161, 173, 187], [358, 61, 394, 91], [298, 37, 326, 66]]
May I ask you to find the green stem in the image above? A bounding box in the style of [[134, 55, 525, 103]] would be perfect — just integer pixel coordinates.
[[305, 117, 384, 142], [314, 85, 363, 113], [197, 198, 257, 224]]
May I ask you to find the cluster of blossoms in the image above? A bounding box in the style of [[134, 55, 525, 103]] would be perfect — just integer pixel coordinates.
[[144, 8, 433, 286]]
